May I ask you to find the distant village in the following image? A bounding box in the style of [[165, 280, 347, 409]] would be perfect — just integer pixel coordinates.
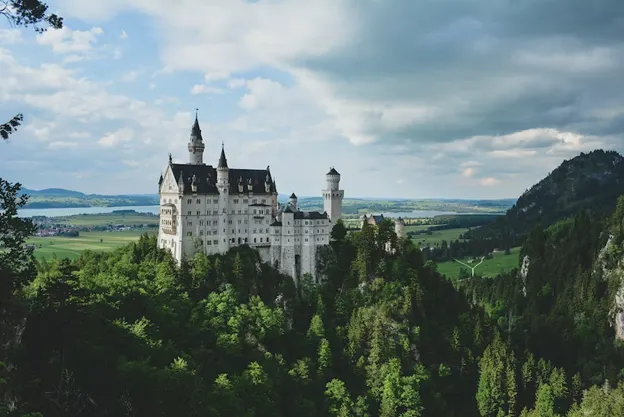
[[29, 212, 159, 237]]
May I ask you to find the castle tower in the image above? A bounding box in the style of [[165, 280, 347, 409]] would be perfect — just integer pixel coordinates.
[[289, 193, 298, 210], [395, 217, 405, 239], [323, 167, 344, 222], [187, 112, 205, 165], [216, 142, 230, 252]]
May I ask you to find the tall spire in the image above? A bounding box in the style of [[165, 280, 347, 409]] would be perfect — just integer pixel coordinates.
[[218, 142, 228, 169], [191, 109, 202, 141], [188, 109, 205, 164]]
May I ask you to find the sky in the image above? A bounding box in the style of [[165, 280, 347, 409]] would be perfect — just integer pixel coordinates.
[[1, 0, 624, 199]]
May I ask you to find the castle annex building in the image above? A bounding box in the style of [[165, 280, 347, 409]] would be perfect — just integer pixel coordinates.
[[157, 115, 344, 280]]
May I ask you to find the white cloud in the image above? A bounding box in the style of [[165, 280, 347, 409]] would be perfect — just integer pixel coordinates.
[[36, 26, 104, 54], [227, 78, 246, 89], [120, 30, 128, 39], [0, 28, 22, 44], [121, 70, 143, 82], [49, 141, 78, 149], [480, 177, 501, 187], [190, 84, 225, 95], [98, 128, 135, 147]]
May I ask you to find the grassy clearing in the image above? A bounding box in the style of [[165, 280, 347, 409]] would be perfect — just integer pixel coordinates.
[[56, 214, 159, 227], [435, 247, 522, 280], [410, 227, 470, 246], [28, 230, 156, 261]]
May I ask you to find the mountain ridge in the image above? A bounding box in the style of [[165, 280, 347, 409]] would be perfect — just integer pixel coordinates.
[[466, 149, 624, 244]]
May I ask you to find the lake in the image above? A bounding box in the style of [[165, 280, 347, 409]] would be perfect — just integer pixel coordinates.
[[376, 210, 487, 218], [18, 205, 160, 218], [17, 206, 493, 219]]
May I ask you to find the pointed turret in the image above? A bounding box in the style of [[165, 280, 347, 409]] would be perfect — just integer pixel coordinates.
[[190, 112, 202, 141], [188, 110, 205, 165], [217, 142, 229, 188], [218, 142, 228, 169], [289, 192, 298, 210]]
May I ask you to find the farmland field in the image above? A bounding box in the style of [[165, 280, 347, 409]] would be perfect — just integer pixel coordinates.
[[54, 213, 159, 227], [28, 230, 156, 261], [435, 246, 522, 280], [409, 227, 470, 246]]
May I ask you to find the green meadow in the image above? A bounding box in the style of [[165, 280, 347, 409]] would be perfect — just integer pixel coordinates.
[[435, 246, 522, 280], [408, 226, 470, 246], [28, 230, 156, 261]]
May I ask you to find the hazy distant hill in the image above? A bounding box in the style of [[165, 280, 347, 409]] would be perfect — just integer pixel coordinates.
[[19, 188, 160, 209], [467, 149, 624, 242]]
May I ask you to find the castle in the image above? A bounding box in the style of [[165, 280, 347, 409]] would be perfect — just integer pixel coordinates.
[[157, 115, 344, 281]]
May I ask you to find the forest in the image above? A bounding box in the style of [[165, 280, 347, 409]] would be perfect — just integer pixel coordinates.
[[3, 177, 624, 417]]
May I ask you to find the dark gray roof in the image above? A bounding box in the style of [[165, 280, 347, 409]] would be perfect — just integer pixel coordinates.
[[218, 146, 228, 169], [327, 167, 340, 175], [167, 163, 277, 195], [270, 220, 282, 227], [158, 174, 163, 185], [370, 214, 385, 224], [190, 115, 203, 141], [289, 193, 297, 199], [294, 211, 328, 220]]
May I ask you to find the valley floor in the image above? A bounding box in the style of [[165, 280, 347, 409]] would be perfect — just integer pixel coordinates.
[[27, 230, 156, 260]]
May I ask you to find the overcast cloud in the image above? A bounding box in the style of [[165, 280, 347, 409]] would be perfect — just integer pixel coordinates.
[[1, 0, 623, 199]]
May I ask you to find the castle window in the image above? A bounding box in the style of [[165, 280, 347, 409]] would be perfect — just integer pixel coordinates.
[[305, 229, 308, 234], [214, 240, 218, 244], [187, 221, 192, 226], [208, 240, 212, 245], [232, 229, 235, 234], [238, 219, 242, 224], [234, 199, 239, 204], [266, 228, 269, 233], [260, 238, 263, 242], [200, 230, 203, 236], [213, 199, 218, 204], [197, 211, 200, 215], [228, 220, 232, 224], [305, 221, 308, 225], [253, 209, 257, 214], [243, 199, 248, 204], [187, 211, 191, 215], [238, 210, 241, 214], [254, 238, 257, 243], [252, 199, 257, 204], [245, 229, 247, 233], [253, 229, 257, 233], [305, 238, 308, 242], [200, 220, 204, 226], [245, 238, 248, 242], [244, 219, 248, 224], [223, 229, 226, 233], [187, 232, 192, 237], [187, 199, 192, 204], [196, 199, 200, 204]]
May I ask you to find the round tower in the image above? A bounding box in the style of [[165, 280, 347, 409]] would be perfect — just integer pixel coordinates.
[[326, 167, 340, 190], [217, 142, 229, 185], [323, 167, 344, 222], [188, 112, 205, 165], [289, 193, 298, 210], [395, 217, 405, 239]]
